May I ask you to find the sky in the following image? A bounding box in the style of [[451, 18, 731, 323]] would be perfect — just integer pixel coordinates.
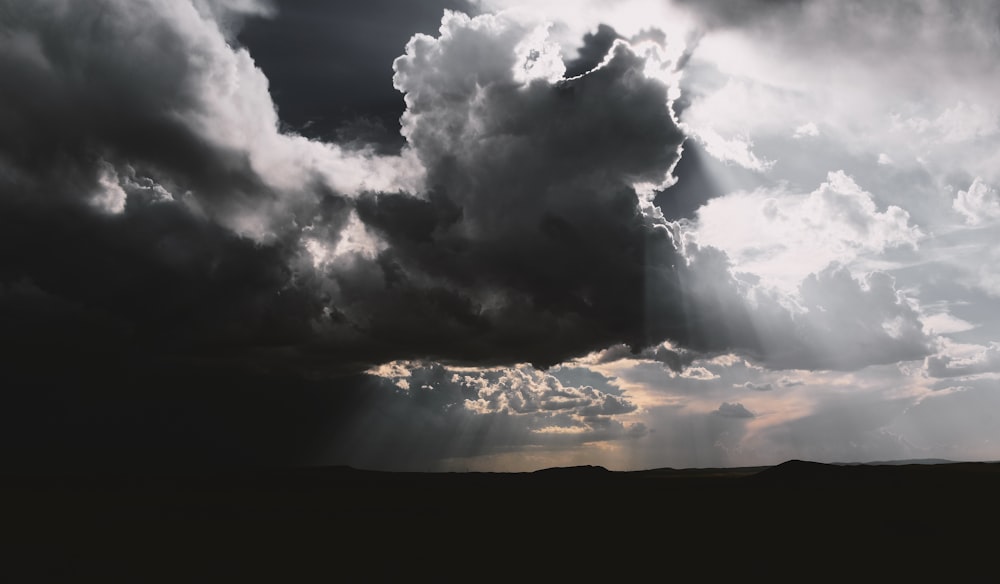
[[1, 0, 999, 472]]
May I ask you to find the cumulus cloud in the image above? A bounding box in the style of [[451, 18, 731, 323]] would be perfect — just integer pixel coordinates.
[[715, 402, 755, 418], [693, 171, 922, 290], [2, 0, 939, 385], [0, 3, 684, 374], [953, 178, 1000, 226], [0, 0, 420, 239], [5, 0, 986, 469], [926, 343, 1000, 378], [690, 128, 774, 172], [677, 233, 933, 371], [348, 362, 647, 469], [344, 10, 716, 367], [580, 342, 701, 374], [793, 122, 819, 139], [460, 366, 637, 421]]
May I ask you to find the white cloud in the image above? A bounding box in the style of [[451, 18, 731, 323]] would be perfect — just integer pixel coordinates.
[[926, 342, 1000, 379], [691, 128, 774, 172], [953, 177, 1000, 225], [91, 160, 128, 215], [680, 367, 718, 381], [693, 171, 921, 290], [793, 122, 819, 139], [920, 309, 976, 336], [370, 362, 645, 443], [674, 0, 1000, 194], [737, 381, 773, 392], [474, 0, 694, 63]]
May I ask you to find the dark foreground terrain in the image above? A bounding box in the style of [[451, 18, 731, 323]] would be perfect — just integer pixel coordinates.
[[3, 460, 998, 580]]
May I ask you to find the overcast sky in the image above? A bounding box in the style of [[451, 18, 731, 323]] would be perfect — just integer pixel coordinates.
[[2, 0, 998, 471]]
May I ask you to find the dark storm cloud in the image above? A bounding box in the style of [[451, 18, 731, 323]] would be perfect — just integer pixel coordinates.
[[0, 1, 930, 378], [652, 141, 739, 221], [0, 1, 942, 469], [7, 0, 920, 382], [0, 0, 362, 367], [0, 2, 687, 468], [2, 2, 702, 376], [0, 0, 348, 239], [563, 23, 622, 78], [589, 342, 699, 373], [237, 0, 474, 150], [339, 11, 698, 368]]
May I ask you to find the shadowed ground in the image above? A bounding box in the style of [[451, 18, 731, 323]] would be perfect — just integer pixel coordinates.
[[3, 460, 997, 580]]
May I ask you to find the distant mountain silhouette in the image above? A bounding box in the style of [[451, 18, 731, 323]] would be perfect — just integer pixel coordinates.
[[4, 459, 998, 580], [532, 464, 611, 475], [834, 458, 958, 466]]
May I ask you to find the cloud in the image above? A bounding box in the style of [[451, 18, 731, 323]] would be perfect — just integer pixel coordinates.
[[953, 177, 1000, 226], [0, 3, 677, 375], [236, 0, 474, 149], [792, 122, 819, 139], [0, 0, 417, 239], [345, 10, 715, 367], [459, 366, 637, 419], [679, 0, 1000, 187], [715, 402, 754, 418], [693, 171, 922, 290], [690, 128, 774, 172], [775, 266, 932, 370], [777, 377, 803, 388], [5, 0, 988, 470], [737, 382, 773, 392], [676, 235, 933, 371], [925, 343, 1000, 378], [343, 362, 648, 469], [3, 0, 938, 384]]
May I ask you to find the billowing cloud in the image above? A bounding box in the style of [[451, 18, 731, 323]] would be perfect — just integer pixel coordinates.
[[693, 171, 922, 290], [926, 342, 1000, 379], [953, 178, 1000, 226], [0, 0, 418, 240], [235, 0, 474, 149], [341, 361, 648, 469], [345, 10, 708, 367], [0, 3, 687, 375], [716, 401, 755, 418], [2, 0, 943, 382], [4, 0, 998, 471], [676, 238, 933, 371]]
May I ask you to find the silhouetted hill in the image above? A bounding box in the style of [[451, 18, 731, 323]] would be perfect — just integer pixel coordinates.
[[842, 458, 958, 466], [3, 460, 998, 580], [754, 458, 1000, 487]]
